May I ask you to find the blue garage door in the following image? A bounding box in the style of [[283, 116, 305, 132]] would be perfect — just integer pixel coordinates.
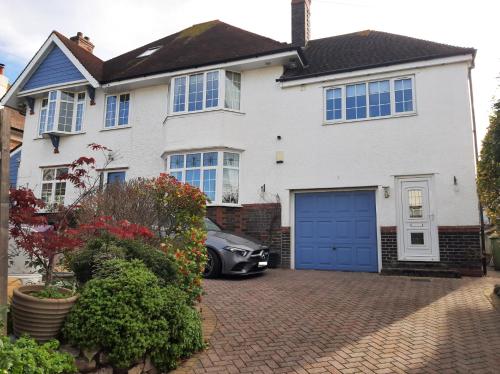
[[295, 191, 378, 272]]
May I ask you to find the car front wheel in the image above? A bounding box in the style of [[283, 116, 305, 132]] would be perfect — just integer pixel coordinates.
[[203, 248, 221, 279]]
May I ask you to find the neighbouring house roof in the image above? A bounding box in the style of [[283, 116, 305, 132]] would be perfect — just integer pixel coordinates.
[[279, 30, 476, 81]]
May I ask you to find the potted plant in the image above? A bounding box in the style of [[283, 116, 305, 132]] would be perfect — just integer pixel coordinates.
[[9, 144, 112, 341]]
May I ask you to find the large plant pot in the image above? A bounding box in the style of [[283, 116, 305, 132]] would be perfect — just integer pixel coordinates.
[[12, 285, 78, 342], [491, 236, 500, 271]]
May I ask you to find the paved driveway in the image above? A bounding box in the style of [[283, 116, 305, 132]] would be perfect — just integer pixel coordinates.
[[189, 270, 500, 374]]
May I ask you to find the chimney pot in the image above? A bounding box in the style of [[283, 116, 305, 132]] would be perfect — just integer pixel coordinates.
[[0, 63, 4, 75], [291, 0, 311, 46], [70, 32, 95, 54]]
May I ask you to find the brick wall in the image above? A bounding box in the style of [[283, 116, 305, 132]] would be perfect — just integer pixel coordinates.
[[207, 204, 291, 268], [381, 226, 482, 276]]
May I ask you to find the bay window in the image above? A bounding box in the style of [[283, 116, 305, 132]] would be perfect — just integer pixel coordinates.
[[167, 150, 240, 204], [38, 90, 86, 135], [172, 69, 241, 114], [325, 76, 415, 123]]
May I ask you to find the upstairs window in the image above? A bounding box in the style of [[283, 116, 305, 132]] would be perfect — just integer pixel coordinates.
[[324, 76, 415, 123], [38, 90, 86, 135], [171, 70, 241, 114], [395, 78, 413, 113], [167, 150, 240, 204], [105, 93, 130, 128]]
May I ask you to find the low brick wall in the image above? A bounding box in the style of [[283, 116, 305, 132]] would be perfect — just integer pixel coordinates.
[[207, 204, 290, 268], [381, 226, 483, 276]]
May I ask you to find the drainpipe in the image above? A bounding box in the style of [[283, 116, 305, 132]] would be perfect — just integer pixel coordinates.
[[468, 65, 487, 275]]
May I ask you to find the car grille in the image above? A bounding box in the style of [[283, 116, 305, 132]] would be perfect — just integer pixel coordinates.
[[250, 248, 269, 260]]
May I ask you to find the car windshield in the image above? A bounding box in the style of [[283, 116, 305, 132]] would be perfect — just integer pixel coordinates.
[[204, 218, 221, 231]]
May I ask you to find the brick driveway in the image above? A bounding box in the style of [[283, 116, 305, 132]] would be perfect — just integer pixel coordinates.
[[187, 270, 500, 374]]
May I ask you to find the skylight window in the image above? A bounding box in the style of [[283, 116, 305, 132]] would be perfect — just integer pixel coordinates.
[[136, 46, 161, 58]]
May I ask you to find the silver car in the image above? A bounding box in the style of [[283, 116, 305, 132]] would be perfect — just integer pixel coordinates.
[[204, 218, 269, 278]]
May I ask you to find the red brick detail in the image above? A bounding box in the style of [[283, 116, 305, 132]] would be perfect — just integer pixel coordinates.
[[438, 225, 481, 233], [381, 226, 397, 233]]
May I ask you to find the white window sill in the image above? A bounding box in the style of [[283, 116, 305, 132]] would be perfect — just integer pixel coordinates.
[[33, 131, 87, 140], [100, 125, 132, 132], [323, 111, 417, 126], [167, 107, 244, 119]]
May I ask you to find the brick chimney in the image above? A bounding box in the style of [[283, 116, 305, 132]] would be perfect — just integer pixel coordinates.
[[70, 32, 94, 53], [0, 63, 4, 76], [291, 0, 311, 46]]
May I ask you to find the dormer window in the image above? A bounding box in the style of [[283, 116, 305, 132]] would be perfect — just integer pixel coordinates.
[[136, 46, 161, 58], [171, 69, 241, 114], [38, 90, 86, 136]]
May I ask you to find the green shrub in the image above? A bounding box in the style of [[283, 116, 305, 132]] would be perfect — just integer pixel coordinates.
[[63, 259, 203, 371], [68, 237, 177, 286], [0, 337, 76, 374]]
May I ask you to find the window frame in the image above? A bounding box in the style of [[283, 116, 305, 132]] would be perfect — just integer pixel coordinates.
[[40, 166, 68, 206], [170, 69, 241, 115], [103, 92, 131, 129], [323, 75, 416, 124], [37, 90, 87, 136], [166, 150, 241, 206]]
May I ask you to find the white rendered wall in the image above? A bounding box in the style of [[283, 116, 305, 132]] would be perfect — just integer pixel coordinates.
[[17, 61, 479, 229]]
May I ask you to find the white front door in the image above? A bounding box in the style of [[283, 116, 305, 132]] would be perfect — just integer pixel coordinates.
[[397, 177, 439, 261]]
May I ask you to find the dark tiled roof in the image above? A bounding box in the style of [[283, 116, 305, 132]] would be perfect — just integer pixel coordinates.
[[53, 31, 104, 81], [101, 20, 290, 83], [279, 30, 475, 81]]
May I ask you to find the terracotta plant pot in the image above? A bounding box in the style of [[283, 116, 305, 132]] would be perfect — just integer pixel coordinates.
[[12, 285, 78, 342]]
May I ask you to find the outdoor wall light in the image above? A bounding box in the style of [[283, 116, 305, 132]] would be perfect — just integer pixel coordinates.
[[276, 151, 284, 164], [382, 186, 390, 198]]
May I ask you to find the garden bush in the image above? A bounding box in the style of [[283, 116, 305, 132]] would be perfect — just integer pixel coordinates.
[[0, 337, 76, 374], [68, 236, 177, 286], [63, 259, 203, 371]]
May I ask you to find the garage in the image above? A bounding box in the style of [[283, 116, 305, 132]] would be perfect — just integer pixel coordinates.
[[294, 190, 378, 272]]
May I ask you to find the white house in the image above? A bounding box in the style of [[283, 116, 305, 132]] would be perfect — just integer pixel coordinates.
[[1, 0, 483, 276]]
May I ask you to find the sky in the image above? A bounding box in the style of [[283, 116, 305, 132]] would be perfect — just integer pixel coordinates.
[[0, 0, 498, 143]]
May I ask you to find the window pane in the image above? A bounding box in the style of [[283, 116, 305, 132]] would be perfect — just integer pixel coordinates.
[[346, 83, 366, 120], [186, 153, 201, 168], [54, 182, 66, 204], [118, 94, 130, 125], [107, 171, 126, 184], [223, 152, 239, 167], [173, 77, 186, 112], [186, 169, 201, 188], [408, 189, 423, 218], [43, 169, 54, 181], [47, 100, 56, 132], [205, 71, 219, 108], [58, 92, 74, 132], [170, 154, 184, 169], [75, 102, 84, 132], [170, 171, 183, 181], [105, 96, 117, 127], [41, 183, 52, 204], [222, 168, 239, 204], [56, 167, 68, 179], [326, 88, 342, 121], [368, 80, 391, 118], [203, 152, 218, 167], [188, 74, 204, 112], [395, 78, 413, 113], [39, 107, 47, 135], [225, 71, 241, 110], [203, 169, 216, 201], [411, 232, 425, 245]]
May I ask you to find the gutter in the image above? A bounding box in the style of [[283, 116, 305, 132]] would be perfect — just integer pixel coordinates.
[[468, 65, 487, 275]]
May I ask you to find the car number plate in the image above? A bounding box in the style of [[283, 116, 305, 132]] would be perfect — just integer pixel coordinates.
[[258, 261, 268, 267]]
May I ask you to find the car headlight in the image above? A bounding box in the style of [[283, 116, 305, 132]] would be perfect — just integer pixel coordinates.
[[223, 246, 250, 257]]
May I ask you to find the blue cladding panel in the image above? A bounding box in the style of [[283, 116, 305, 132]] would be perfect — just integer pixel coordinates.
[[295, 191, 378, 272], [9, 149, 22, 187], [22, 45, 85, 91]]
